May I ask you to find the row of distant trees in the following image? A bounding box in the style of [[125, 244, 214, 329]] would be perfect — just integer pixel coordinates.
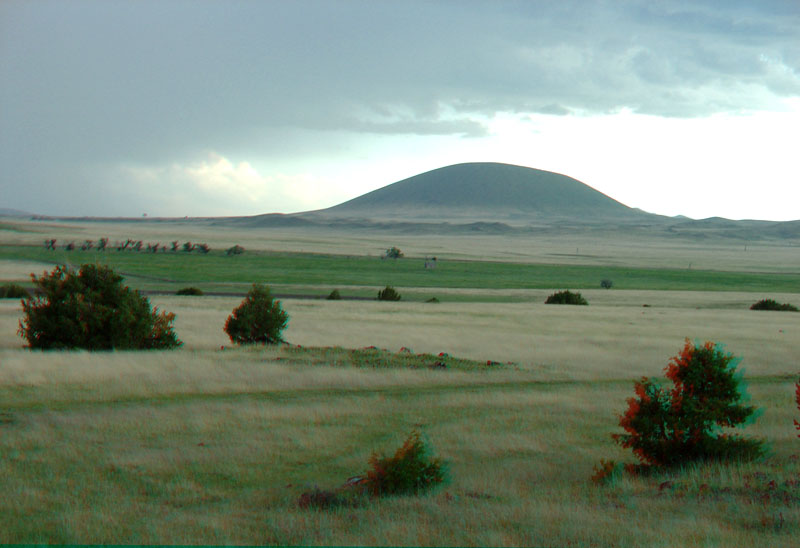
[[44, 238, 245, 255]]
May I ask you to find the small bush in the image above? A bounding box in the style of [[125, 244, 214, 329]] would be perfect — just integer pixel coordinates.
[[0, 283, 28, 299], [384, 246, 403, 259], [600, 279, 613, 289], [545, 290, 588, 305], [326, 289, 342, 300], [377, 285, 402, 301], [613, 339, 765, 467], [18, 264, 181, 350], [226, 245, 245, 256], [224, 284, 289, 345], [750, 299, 798, 312], [425, 297, 439, 303], [176, 287, 204, 296], [364, 430, 447, 496]]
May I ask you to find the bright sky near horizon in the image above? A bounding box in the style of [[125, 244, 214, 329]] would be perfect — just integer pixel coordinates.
[[1, 1, 798, 221]]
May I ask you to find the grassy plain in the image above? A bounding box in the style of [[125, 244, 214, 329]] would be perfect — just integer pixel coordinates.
[[1, 217, 799, 546]]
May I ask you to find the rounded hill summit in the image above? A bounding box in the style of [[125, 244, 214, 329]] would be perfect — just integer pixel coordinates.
[[320, 162, 645, 223]]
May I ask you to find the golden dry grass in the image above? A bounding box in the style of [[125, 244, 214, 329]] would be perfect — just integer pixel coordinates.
[[2, 220, 800, 545], [3, 292, 798, 379], [0, 343, 797, 546]]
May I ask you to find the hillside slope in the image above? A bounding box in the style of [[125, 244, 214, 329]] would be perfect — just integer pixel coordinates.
[[316, 162, 653, 223]]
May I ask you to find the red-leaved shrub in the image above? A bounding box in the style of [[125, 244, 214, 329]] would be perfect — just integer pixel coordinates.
[[365, 430, 447, 496], [613, 339, 765, 467]]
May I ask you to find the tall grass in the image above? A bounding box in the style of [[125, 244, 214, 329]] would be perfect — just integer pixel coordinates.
[[0, 347, 797, 546]]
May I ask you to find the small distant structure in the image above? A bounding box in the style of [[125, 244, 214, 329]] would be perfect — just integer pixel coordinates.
[[424, 257, 437, 270]]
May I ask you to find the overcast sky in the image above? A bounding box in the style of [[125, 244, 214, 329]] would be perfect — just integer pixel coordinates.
[[1, 0, 798, 220]]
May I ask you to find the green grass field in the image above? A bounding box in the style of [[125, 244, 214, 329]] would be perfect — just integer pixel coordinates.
[[3, 244, 800, 296], [1, 220, 799, 546]]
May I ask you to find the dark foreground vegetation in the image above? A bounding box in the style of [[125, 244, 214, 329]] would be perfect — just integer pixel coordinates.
[[18, 264, 181, 350]]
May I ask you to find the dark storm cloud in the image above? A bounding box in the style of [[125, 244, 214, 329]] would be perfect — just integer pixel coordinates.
[[1, 0, 798, 215]]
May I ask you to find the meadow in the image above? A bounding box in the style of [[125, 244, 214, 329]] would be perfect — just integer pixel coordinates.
[[0, 217, 799, 546]]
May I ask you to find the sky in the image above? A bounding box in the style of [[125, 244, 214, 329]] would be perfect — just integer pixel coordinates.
[[1, 0, 798, 221]]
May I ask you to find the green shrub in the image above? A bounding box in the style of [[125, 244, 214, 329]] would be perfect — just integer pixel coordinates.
[[384, 246, 403, 259], [0, 283, 28, 298], [425, 297, 439, 303], [377, 285, 401, 301], [600, 279, 613, 289], [18, 264, 181, 350], [326, 289, 342, 300], [750, 299, 798, 312], [176, 287, 204, 296], [364, 430, 447, 496], [545, 290, 588, 305], [224, 284, 289, 345], [613, 340, 764, 467], [226, 245, 245, 256]]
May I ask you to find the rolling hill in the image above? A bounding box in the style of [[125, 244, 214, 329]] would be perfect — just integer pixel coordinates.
[[227, 162, 800, 241], [313, 162, 653, 223]]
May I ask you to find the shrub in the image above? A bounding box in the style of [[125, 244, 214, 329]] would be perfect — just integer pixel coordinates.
[[364, 430, 447, 496], [224, 284, 289, 345], [377, 285, 402, 301], [326, 289, 342, 300], [750, 299, 798, 312], [545, 290, 588, 305], [613, 340, 764, 467], [384, 246, 403, 259], [18, 264, 181, 350], [176, 287, 204, 296], [0, 283, 28, 299], [226, 245, 245, 256], [600, 279, 613, 289]]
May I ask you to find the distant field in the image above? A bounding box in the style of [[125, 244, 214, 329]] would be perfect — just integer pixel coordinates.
[[3, 244, 800, 296]]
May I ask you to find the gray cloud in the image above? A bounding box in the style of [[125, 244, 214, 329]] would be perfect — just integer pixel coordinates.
[[1, 0, 798, 215]]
